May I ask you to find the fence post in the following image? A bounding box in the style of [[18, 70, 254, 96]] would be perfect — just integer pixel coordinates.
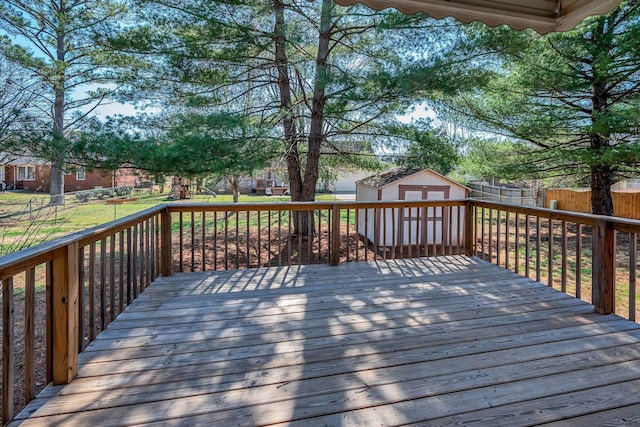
[[464, 201, 475, 256], [331, 204, 341, 266], [592, 219, 615, 314], [161, 207, 172, 277], [52, 242, 79, 384]]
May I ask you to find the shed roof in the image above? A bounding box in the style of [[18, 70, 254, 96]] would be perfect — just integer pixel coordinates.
[[333, 0, 622, 34], [357, 167, 467, 189]]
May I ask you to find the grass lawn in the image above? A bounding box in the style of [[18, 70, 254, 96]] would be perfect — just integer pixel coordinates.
[[0, 190, 341, 256]]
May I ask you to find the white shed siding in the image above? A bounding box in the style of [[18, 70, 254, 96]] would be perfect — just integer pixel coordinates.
[[356, 184, 379, 242], [356, 169, 467, 249]]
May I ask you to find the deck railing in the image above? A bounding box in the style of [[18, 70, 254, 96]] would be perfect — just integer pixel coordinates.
[[469, 200, 639, 320], [0, 205, 166, 425], [0, 199, 637, 424]]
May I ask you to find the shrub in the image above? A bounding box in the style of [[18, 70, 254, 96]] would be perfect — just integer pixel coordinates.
[[75, 191, 91, 203], [114, 186, 132, 196]]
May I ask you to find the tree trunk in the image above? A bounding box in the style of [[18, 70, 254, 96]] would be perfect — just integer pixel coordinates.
[[590, 164, 614, 216], [272, 0, 302, 201], [589, 19, 613, 216], [50, 8, 66, 206], [227, 176, 240, 203], [300, 0, 332, 204]]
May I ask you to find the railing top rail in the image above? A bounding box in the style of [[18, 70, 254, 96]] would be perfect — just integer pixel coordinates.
[[0, 204, 167, 280], [167, 199, 469, 213], [472, 199, 640, 231]]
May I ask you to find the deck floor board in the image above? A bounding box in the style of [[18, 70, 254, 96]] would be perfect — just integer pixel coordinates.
[[13, 256, 640, 426]]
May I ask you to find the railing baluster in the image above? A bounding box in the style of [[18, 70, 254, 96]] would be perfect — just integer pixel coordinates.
[[481, 207, 486, 259], [391, 208, 397, 259], [278, 211, 282, 266], [431, 205, 437, 257], [110, 235, 116, 321], [146, 218, 151, 286], [488, 209, 493, 262], [496, 210, 501, 267], [133, 225, 139, 299], [100, 238, 107, 331], [247, 211, 251, 269], [525, 214, 530, 278], [364, 208, 369, 260], [235, 211, 242, 269], [189, 212, 195, 272], [45, 261, 53, 384], [25, 268, 36, 402], [257, 211, 262, 267], [78, 247, 85, 352], [201, 212, 206, 271], [287, 210, 292, 266], [382, 208, 389, 260], [630, 232, 637, 321], [515, 213, 520, 274], [331, 204, 341, 266], [3, 277, 15, 425], [576, 224, 582, 300], [442, 205, 448, 256], [457, 205, 462, 255], [297, 211, 302, 266], [89, 242, 96, 341], [536, 216, 541, 282], [346, 209, 351, 262], [562, 220, 568, 293], [505, 211, 510, 270], [548, 219, 554, 287], [127, 228, 132, 304], [306, 211, 312, 263], [268, 211, 272, 266], [178, 212, 184, 273], [214, 211, 218, 271], [138, 222, 144, 292], [119, 231, 125, 314], [152, 216, 158, 279], [224, 211, 229, 270]]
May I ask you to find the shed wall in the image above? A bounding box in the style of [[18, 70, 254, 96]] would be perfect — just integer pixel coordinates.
[[356, 171, 467, 249]]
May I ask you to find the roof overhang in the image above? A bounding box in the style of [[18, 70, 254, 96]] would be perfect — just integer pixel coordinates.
[[332, 0, 624, 34]]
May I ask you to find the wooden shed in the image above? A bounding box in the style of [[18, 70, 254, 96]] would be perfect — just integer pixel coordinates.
[[356, 168, 469, 252]]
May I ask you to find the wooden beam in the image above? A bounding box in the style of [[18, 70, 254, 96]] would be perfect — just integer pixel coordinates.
[[52, 242, 80, 385], [592, 219, 615, 314]]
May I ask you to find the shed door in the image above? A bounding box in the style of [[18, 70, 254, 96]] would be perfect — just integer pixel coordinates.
[[398, 185, 450, 246]]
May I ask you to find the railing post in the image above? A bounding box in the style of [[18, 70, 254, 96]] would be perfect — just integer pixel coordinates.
[[52, 242, 79, 385], [592, 219, 615, 314], [331, 204, 341, 266], [161, 207, 172, 277], [464, 200, 475, 256]]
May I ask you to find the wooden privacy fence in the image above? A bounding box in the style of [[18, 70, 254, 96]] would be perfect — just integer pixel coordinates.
[[0, 199, 638, 424], [546, 188, 640, 219]]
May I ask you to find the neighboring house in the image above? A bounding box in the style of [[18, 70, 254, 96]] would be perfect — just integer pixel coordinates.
[[1, 157, 138, 192], [356, 167, 469, 250], [317, 168, 373, 193]]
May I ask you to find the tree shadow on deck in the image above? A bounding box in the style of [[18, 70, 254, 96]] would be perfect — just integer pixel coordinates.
[[15, 256, 640, 425]]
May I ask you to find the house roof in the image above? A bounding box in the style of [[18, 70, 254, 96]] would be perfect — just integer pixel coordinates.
[[357, 167, 468, 190], [332, 0, 622, 34]]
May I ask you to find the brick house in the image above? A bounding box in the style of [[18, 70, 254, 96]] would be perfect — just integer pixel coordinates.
[[1, 157, 138, 192]]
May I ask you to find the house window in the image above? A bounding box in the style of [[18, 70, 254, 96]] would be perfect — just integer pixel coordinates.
[[0, 165, 4, 182], [76, 166, 86, 180], [18, 165, 36, 181]]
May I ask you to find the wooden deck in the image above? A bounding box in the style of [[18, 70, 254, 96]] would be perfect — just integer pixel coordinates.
[[12, 256, 640, 426]]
